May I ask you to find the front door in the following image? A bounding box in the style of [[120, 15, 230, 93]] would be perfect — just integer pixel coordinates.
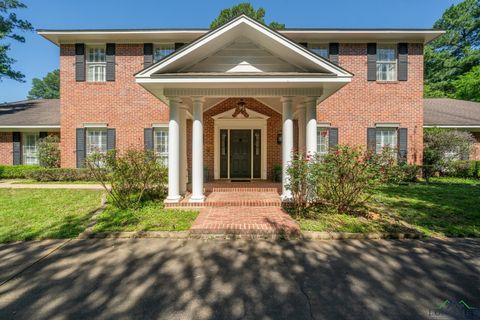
[[230, 130, 251, 178]]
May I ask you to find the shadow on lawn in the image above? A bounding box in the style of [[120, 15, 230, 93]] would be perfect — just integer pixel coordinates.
[[0, 238, 479, 319], [375, 179, 480, 237]]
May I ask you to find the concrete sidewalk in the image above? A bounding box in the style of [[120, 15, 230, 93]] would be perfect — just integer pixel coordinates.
[[1, 238, 479, 319], [0, 180, 106, 190]]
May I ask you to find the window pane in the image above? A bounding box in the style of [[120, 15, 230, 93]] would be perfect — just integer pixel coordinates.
[[375, 128, 397, 155], [22, 133, 39, 165], [376, 45, 397, 81], [154, 44, 175, 62], [86, 46, 106, 82], [317, 127, 329, 156], [308, 44, 329, 58], [86, 129, 107, 155], [154, 128, 169, 165]]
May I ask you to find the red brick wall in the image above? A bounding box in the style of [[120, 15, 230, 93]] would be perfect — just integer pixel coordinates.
[[60, 44, 169, 167], [202, 98, 282, 180], [0, 132, 13, 165], [318, 43, 424, 164]]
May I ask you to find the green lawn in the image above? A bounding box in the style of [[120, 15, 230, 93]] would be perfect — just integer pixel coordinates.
[[93, 202, 199, 233], [297, 177, 480, 237], [0, 189, 103, 242]]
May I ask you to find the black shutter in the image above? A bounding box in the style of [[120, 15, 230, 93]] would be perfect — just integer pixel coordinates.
[[329, 43, 339, 65], [39, 132, 48, 139], [253, 129, 261, 178], [398, 43, 408, 81], [398, 128, 408, 163], [299, 42, 308, 48], [76, 128, 86, 168], [13, 132, 21, 165], [106, 43, 115, 81], [144, 128, 154, 150], [75, 43, 85, 82], [367, 128, 376, 152], [220, 129, 228, 179], [144, 43, 154, 68], [328, 128, 339, 149], [367, 43, 377, 81], [107, 128, 116, 150], [174, 42, 185, 50]]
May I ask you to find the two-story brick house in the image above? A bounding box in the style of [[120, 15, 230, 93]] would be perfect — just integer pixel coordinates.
[[1, 15, 443, 203]]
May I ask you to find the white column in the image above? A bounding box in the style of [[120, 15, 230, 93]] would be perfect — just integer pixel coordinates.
[[166, 97, 181, 203], [297, 103, 306, 154], [281, 97, 294, 200], [305, 97, 318, 157], [179, 104, 188, 195], [190, 97, 205, 203]]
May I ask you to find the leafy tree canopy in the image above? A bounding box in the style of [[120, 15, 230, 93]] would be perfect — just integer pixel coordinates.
[[424, 0, 480, 101], [210, 2, 285, 29], [0, 0, 33, 82], [27, 69, 60, 99]]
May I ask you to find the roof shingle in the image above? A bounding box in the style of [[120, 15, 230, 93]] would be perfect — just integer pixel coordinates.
[[424, 98, 480, 126], [0, 99, 60, 126]]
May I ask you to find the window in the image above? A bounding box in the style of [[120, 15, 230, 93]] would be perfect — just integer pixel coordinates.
[[22, 133, 39, 165], [317, 127, 329, 156], [86, 129, 107, 156], [376, 45, 397, 81], [308, 43, 329, 58], [86, 45, 106, 82], [376, 128, 397, 155], [154, 127, 169, 165], [154, 44, 175, 62]]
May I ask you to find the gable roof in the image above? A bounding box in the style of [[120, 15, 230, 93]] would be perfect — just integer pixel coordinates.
[[136, 15, 352, 79], [0, 99, 60, 127], [424, 98, 480, 127]]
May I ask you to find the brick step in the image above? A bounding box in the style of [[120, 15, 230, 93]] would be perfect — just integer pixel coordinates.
[[165, 191, 282, 208], [209, 187, 280, 193]]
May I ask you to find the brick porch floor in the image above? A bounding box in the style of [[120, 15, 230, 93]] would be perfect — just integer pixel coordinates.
[[184, 181, 300, 237]]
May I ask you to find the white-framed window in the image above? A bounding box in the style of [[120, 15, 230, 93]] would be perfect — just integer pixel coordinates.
[[86, 128, 107, 156], [86, 45, 106, 82], [317, 127, 329, 156], [308, 43, 329, 58], [22, 132, 39, 165], [154, 44, 175, 62], [376, 44, 397, 81], [376, 128, 398, 154], [154, 127, 169, 165]]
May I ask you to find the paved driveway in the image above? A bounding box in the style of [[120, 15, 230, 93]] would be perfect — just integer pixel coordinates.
[[1, 238, 479, 319]]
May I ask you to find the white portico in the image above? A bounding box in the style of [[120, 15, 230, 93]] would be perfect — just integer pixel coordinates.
[[136, 15, 352, 203]]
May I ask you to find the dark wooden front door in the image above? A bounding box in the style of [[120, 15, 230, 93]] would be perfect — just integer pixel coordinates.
[[230, 130, 251, 178]]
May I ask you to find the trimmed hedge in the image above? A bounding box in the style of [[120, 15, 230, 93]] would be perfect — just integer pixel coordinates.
[[25, 168, 98, 182], [449, 160, 480, 178], [0, 165, 42, 179]]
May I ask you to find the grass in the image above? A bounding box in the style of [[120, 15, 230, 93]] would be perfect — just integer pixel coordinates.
[[297, 177, 480, 237], [93, 202, 199, 233], [0, 189, 103, 242]]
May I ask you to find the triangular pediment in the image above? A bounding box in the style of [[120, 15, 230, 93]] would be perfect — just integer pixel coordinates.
[[136, 15, 352, 78]]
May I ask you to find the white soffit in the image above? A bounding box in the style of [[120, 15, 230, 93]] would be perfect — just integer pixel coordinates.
[[136, 15, 352, 79]]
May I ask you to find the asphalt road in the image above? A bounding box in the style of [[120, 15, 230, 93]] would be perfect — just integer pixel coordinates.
[[1, 238, 479, 320]]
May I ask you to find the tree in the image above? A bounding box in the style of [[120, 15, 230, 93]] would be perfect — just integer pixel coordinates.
[[27, 69, 60, 99], [424, 0, 480, 100], [453, 65, 480, 102], [0, 0, 33, 82], [210, 2, 285, 29]]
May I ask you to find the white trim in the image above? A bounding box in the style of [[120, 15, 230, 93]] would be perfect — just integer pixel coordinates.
[[137, 77, 352, 84], [317, 122, 331, 127], [375, 123, 400, 128], [83, 122, 108, 128], [152, 123, 169, 128], [214, 118, 267, 180], [424, 125, 480, 129]]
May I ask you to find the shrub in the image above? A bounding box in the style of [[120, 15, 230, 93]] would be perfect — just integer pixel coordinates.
[[0, 165, 41, 179], [26, 168, 97, 182], [423, 129, 476, 178], [38, 135, 60, 168], [86, 149, 168, 209], [448, 160, 479, 178]]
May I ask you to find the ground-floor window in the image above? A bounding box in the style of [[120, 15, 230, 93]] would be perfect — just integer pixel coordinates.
[[154, 127, 168, 165], [376, 127, 397, 155], [317, 127, 329, 156], [22, 132, 39, 165], [86, 128, 107, 156]]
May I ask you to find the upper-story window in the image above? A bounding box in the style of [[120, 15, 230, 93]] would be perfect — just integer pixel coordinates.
[[86, 45, 106, 82], [308, 43, 329, 58], [154, 44, 175, 62], [376, 44, 397, 81]]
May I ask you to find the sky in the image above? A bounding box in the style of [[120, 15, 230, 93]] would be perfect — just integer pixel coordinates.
[[0, 0, 462, 103]]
